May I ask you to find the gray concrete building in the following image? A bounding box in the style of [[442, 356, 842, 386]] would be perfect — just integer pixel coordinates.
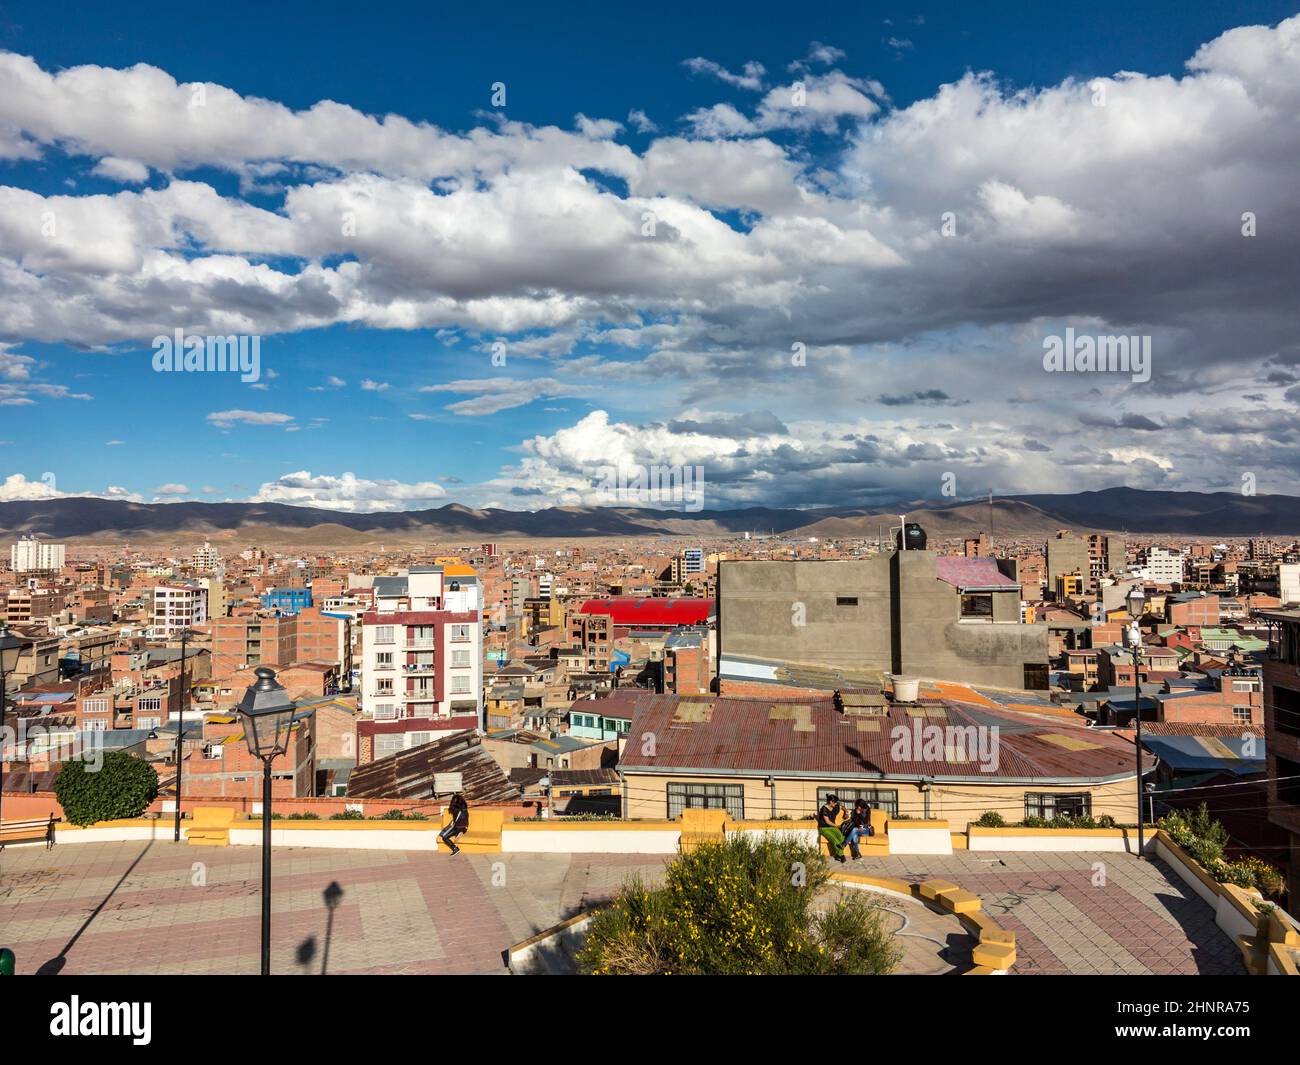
[[717, 552, 1048, 690]]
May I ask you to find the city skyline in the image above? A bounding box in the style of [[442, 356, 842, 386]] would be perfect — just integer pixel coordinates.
[[0, 2, 1297, 512]]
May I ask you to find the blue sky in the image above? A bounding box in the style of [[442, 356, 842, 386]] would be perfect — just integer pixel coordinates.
[[0, 2, 1297, 512]]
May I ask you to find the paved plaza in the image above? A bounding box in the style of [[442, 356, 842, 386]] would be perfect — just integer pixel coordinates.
[[0, 842, 1242, 975]]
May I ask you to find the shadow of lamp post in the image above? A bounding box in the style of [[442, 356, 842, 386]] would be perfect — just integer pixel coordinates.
[[235, 666, 299, 976]]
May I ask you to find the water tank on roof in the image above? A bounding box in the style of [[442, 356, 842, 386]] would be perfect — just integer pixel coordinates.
[[895, 523, 928, 551]]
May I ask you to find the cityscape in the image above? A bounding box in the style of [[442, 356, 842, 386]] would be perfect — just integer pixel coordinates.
[[0, 0, 1296, 1032]]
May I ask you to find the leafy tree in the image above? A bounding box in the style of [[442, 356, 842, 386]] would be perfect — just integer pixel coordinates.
[[54, 752, 159, 826]]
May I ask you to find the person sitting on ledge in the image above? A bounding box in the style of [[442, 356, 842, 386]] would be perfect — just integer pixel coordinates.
[[816, 793, 848, 863]]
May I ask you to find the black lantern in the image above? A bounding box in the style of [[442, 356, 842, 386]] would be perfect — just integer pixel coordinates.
[[235, 667, 298, 759]]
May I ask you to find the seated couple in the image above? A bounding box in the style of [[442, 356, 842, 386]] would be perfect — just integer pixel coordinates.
[[816, 794, 875, 863]]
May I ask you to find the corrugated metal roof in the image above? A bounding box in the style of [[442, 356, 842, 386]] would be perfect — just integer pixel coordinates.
[[578, 597, 713, 626], [346, 729, 519, 802], [617, 693, 1151, 782]]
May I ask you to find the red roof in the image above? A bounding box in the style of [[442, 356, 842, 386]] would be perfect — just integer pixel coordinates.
[[578, 597, 713, 627], [934, 557, 1018, 589]]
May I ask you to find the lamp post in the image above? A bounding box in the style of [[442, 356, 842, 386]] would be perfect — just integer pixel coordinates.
[[173, 628, 191, 843], [1126, 617, 1146, 859], [0, 625, 29, 846], [234, 667, 299, 976]]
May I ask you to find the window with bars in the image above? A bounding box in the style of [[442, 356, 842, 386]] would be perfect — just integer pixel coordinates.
[[1232, 706, 1253, 724], [667, 782, 744, 820], [816, 787, 898, 816], [1024, 792, 1091, 820], [375, 735, 404, 757]]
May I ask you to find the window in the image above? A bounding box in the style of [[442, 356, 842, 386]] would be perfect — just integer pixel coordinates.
[[450, 624, 471, 642], [1025, 792, 1091, 820], [1232, 706, 1253, 725], [1277, 755, 1300, 812], [376, 652, 393, 668], [375, 735, 404, 757], [373, 625, 395, 645], [138, 697, 162, 712], [137, 716, 161, 730], [452, 649, 471, 668], [450, 674, 472, 695], [960, 594, 994, 619], [668, 782, 744, 820], [1232, 678, 1260, 693], [817, 787, 898, 816], [1274, 685, 1300, 739], [83, 698, 108, 715], [373, 703, 397, 720], [375, 679, 393, 695], [836, 596, 858, 607]]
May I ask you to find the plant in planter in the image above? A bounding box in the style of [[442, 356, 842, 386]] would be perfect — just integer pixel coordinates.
[[974, 811, 1006, 828]]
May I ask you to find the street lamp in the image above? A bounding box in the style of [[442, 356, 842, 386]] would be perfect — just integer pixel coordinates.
[[1126, 617, 1146, 859], [0, 624, 29, 845], [235, 667, 299, 976]]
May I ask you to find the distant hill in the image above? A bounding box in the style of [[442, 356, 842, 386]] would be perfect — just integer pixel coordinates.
[[0, 487, 1297, 543]]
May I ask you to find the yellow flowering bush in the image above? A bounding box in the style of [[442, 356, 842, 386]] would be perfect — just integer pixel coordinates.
[[576, 835, 901, 975]]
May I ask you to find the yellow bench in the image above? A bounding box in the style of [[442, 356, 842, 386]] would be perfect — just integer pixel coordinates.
[[818, 809, 889, 857], [679, 808, 728, 852], [439, 807, 503, 853], [186, 806, 236, 846]]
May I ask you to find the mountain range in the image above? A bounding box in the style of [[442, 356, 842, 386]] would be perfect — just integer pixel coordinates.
[[0, 488, 1297, 544]]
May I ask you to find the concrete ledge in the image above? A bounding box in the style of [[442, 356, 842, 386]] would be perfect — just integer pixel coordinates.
[[508, 911, 597, 974], [968, 826, 1140, 853]]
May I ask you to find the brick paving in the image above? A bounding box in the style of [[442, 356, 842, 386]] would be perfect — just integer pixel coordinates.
[[0, 842, 1242, 975], [865, 851, 1244, 975]]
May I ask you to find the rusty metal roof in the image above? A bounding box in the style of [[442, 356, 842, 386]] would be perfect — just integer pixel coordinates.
[[617, 693, 1152, 783], [346, 729, 520, 803]]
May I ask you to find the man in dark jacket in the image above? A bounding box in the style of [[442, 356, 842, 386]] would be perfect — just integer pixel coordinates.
[[439, 792, 469, 855], [841, 798, 874, 860]]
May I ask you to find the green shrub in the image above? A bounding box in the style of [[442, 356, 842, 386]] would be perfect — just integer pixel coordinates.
[[1098, 815, 1117, 828], [287, 811, 321, 820], [576, 834, 902, 976], [1158, 804, 1284, 896], [974, 811, 1006, 828], [379, 808, 408, 820], [54, 751, 159, 826], [330, 809, 365, 820]]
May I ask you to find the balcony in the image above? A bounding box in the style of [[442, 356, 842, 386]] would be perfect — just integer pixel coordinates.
[[406, 638, 436, 650]]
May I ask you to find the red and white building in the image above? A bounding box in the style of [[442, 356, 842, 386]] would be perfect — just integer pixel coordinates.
[[358, 565, 483, 761]]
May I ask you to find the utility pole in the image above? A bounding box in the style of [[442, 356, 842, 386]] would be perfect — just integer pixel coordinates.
[[173, 628, 190, 843]]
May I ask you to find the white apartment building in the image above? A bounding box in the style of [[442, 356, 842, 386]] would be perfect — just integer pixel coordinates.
[[1145, 547, 1185, 585], [192, 541, 221, 571], [360, 566, 483, 751], [151, 584, 208, 638], [1280, 563, 1300, 607], [11, 536, 64, 573]]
